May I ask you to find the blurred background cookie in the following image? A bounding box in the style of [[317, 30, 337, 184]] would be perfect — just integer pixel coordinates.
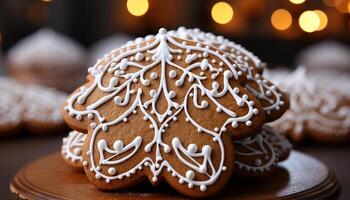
[[6, 28, 87, 92], [0, 76, 68, 136], [268, 67, 350, 143]]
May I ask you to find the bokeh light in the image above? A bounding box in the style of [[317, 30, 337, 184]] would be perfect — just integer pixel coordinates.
[[314, 10, 328, 31], [299, 10, 320, 33], [289, 0, 306, 4], [211, 2, 234, 24], [323, 0, 343, 7], [127, 0, 149, 17], [271, 9, 292, 30]]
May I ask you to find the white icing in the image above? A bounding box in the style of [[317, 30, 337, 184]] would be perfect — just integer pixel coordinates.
[[61, 131, 86, 163], [7, 28, 85, 68], [65, 28, 260, 192], [269, 67, 350, 138], [169, 27, 283, 116]]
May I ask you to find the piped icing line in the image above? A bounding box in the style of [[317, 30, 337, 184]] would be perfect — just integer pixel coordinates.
[[269, 67, 350, 137], [61, 130, 86, 163], [64, 28, 261, 192], [169, 27, 284, 116]]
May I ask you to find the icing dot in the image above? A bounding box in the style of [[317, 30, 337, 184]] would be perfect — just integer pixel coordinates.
[[186, 170, 195, 180], [133, 110, 137, 114], [123, 118, 128, 122], [83, 161, 88, 167], [143, 116, 148, 121], [216, 107, 222, 112], [169, 91, 176, 98], [108, 167, 116, 175], [89, 167, 94, 172], [173, 117, 178, 121], [106, 179, 111, 183], [95, 174, 101, 179], [172, 172, 176, 177], [197, 128, 202, 132], [87, 113, 94, 119], [113, 140, 123, 152], [76, 115, 82, 121], [245, 121, 253, 127], [179, 178, 184, 184], [169, 70, 177, 78], [149, 89, 157, 97], [188, 183, 194, 189], [114, 96, 122, 104], [231, 121, 238, 128], [90, 123, 96, 128], [253, 108, 259, 115], [177, 55, 182, 60], [149, 124, 154, 129], [223, 166, 227, 171], [187, 144, 197, 153], [214, 127, 219, 132], [200, 185, 207, 192], [135, 52, 144, 61], [175, 80, 183, 87], [255, 159, 262, 166], [143, 79, 150, 86], [150, 72, 158, 80], [164, 145, 171, 153], [152, 177, 158, 182]]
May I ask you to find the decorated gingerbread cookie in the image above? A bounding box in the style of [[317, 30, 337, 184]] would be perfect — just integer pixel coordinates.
[[0, 77, 67, 135], [7, 28, 86, 92], [269, 67, 350, 143], [61, 130, 86, 169], [62, 28, 266, 197], [261, 125, 292, 162], [169, 27, 289, 122], [233, 125, 283, 177]]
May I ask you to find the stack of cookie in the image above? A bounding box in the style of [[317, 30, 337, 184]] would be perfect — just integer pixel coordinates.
[[60, 28, 291, 198]]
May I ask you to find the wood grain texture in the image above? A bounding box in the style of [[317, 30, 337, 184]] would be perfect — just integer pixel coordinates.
[[10, 151, 339, 200]]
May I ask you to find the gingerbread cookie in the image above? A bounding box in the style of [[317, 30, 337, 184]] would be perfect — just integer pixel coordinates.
[[169, 27, 289, 122], [61, 130, 86, 169], [269, 67, 350, 143], [233, 126, 281, 177], [7, 28, 87, 92], [259, 125, 291, 162], [0, 77, 67, 135], [62, 28, 266, 197]]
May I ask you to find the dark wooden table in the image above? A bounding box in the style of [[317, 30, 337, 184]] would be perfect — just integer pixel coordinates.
[[0, 135, 349, 199]]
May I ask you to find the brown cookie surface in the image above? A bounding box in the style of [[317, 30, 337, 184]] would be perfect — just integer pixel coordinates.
[[62, 28, 266, 197], [61, 130, 86, 169], [269, 67, 350, 143], [169, 27, 289, 122]]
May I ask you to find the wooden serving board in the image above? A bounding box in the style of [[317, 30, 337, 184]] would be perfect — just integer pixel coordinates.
[[10, 151, 339, 200]]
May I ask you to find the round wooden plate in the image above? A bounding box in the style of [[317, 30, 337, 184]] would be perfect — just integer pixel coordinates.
[[10, 151, 339, 200]]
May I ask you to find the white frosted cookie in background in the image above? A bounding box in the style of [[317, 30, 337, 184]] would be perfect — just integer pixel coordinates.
[[89, 34, 132, 65], [0, 76, 68, 136], [61, 130, 86, 170], [6, 28, 87, 92], [0, 78, 22, 136], [297, 40, 350, 73], [268, 67, 350, 143]]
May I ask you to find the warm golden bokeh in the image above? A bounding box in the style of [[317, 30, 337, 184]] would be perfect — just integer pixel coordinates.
[[289, 0, 306, 4], [271, 9, 293, 30], [314, 10, 328, 31], [126, 0, 149, 16], [299, 10, 320, 32], [211, 2, 234, 24]]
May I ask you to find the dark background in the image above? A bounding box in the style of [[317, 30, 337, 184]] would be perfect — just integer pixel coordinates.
[[0, 0, 349, 67]]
